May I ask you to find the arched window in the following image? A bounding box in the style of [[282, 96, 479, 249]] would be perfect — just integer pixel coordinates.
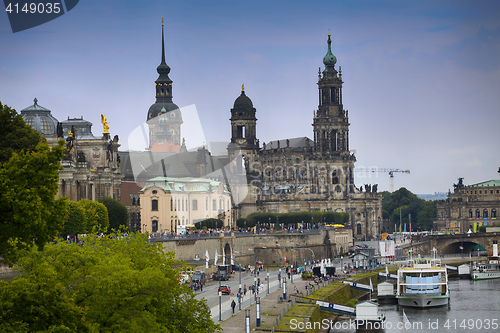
[[483, 209, 488, 218], [152, 220, 158, 232], [170, 198, 173, 211], [476, 209, 480, 218], [192, 199, 198, 211], [356, 224, 362, 235], [151, 199, 158, 211], [492, 209, 497, 218], [332, 169, 339, 184], [469, 209, 473, 219]]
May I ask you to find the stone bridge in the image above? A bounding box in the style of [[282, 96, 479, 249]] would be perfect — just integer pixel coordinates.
[[156, 229, 344, 272], [400, 232, 500, 256]]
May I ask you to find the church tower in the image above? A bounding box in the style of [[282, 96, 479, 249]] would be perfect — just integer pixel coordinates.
[[147, 20, 183, 147], [227, 85, 259, 173], [313, 33, 349, 159]]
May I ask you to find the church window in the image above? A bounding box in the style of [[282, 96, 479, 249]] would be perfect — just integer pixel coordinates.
[[151, 199, 158, 211], [483, 209, 488, 218], [182, 199, 184, 211], [469, 209, 473, 218], [237, 125, 245, 138], [213, 199, 217, 211], [161, 88, 164, 95], [356, 224, 362, 235], [476, 209, 480, 218], [492, 209, 497, 218], [152, 220, 158, 232], [192, 199, 198, 211], [170, 198, 173, 211], [332, 170, 339, 184]]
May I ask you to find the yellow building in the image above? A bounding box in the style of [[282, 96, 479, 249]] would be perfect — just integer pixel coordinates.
[[139, 177, 232, 233]]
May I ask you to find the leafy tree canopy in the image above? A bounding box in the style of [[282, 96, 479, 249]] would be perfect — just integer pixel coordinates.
[[62, 201, 87, 236], [0, 232, 220, 332], [98, 196, 129, 232], [78, 199, 109, 233], [0, 140, 69, 262], [194, 218, 223, 229], [0, 101, 43, 164], [382, 187, 438, 231]]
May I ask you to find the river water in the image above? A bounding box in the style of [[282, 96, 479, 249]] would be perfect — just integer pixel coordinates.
[[327, 278, 500, 333]]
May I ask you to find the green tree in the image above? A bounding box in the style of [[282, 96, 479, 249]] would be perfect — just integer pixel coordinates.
[[0, 232, 220, 332], [0, 102, 43, 164], [98, 196, 129, 231], [0, 140, 69, 262], [62, 201, 87, 236], [78, 199, 109, 233]]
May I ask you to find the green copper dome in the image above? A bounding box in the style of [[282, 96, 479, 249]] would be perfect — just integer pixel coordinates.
[[323, 33, 337, 67]]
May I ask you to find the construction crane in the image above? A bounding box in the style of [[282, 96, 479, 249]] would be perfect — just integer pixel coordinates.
[[354, 168, 410, 192]]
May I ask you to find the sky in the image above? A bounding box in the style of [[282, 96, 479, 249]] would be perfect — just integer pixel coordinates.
[[1, 0, 499, 195]]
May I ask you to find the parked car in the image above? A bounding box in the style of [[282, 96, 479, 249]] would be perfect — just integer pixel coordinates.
[[231, 264, 246, 272], [218, 285, 231, 295]]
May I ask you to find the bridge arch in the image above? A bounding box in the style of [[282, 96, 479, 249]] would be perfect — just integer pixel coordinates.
[[223, 242, 232, 264], [441, 241, 480, 255]]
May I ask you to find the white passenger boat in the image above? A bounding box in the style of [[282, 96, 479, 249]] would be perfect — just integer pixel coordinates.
[[396, 256, 450, 309], [471, 240, 500, 281]]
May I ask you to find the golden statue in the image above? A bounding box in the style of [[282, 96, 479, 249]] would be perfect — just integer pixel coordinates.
[[101, 114, 109, 134], [242, 84, 245, 92]]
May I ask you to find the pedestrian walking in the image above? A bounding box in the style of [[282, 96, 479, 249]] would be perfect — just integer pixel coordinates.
[[243, 284, 247, 295], [231, 299, 236, 314]]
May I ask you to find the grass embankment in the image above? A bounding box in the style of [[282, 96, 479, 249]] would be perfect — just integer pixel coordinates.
[[275, 269, 398, 333]]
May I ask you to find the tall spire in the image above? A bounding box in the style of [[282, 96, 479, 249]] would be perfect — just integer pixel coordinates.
[[161, 18, 166, 65], [156, 18, 171, 80]]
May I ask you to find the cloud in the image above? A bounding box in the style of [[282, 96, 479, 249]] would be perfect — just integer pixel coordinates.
[[447, 146, 481, 155], [457, 158, 482, 167]]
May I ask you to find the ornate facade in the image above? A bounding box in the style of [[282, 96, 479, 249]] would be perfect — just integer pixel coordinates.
[[139, 177, 232, 233], [434, 176, 500, 233], [20, 99, 122, 202], [227, 34, 382, 240]]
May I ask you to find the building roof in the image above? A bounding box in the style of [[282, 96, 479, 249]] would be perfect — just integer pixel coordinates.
[[61, 116, 96, 140], [140, 176, 229, 194], [233, 90, 253, 109], [262, 136, 314, 150], [120, 181, 145, 205], [469, 180, 500, 187], [21, 98, 59, 137]]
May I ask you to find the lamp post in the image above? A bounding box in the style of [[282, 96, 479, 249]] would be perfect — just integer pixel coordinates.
[[283, 277, 287, 300], [245, 309, 250, 333], [230, 257, 244, 311], [256, 297, 261, 327], [254, 276, 257, 301], [218, 278, 222, 321]]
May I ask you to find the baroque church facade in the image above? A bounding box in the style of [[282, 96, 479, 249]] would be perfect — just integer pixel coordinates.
[[226, 34, 382, 240]]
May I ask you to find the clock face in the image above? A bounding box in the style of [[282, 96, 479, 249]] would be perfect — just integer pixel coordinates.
[[169, 112, 175, 118]]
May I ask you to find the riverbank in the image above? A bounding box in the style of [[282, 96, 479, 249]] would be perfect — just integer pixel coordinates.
[[274, 269, 395, 333]]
